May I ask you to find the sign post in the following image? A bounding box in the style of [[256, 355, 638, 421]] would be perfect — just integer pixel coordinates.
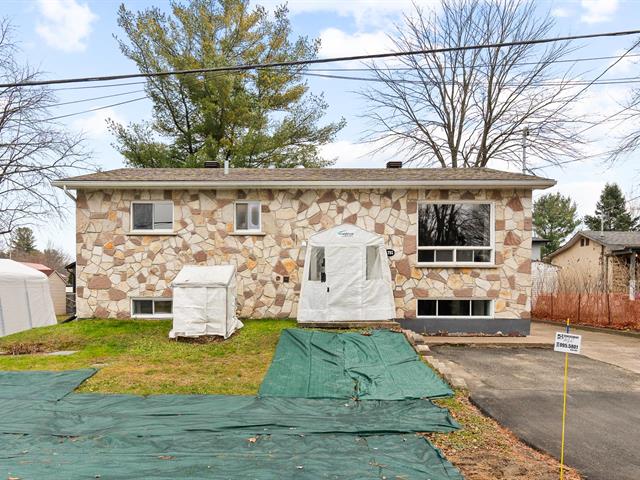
[[554, 319, 582, 480]]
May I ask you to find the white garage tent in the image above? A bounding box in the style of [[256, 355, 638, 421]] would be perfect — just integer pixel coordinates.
[[169, 265, 243, 339], [298, 224, 396, 322], [0, 259, 56, 337]]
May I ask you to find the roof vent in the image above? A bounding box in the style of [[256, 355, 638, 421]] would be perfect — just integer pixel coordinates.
[[386, 161, 403, 169], [204, 161, 220, 168]]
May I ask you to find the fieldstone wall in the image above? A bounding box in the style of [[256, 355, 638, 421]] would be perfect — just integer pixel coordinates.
[[75, 188, 532, 321]]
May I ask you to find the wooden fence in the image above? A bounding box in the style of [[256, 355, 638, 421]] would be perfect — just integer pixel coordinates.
[[532, 293, 640, 330]]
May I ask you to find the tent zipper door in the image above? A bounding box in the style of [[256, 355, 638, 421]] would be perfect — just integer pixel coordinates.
[[325, 245, 364, 321]]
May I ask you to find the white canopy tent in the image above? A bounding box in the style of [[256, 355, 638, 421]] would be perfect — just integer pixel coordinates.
[[169, 265, 243, 339], [0, 259, 56, 337], [298, 224, 396, 322]]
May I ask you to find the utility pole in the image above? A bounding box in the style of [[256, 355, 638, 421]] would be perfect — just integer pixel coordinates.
[[522, 127, 530, 173]]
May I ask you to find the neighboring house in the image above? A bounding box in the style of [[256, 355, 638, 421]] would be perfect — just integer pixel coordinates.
[[531, 236, 549, 261], [21, 262, 68, 315], [53, 166, 555, 334], [546, 231, 640, 299]]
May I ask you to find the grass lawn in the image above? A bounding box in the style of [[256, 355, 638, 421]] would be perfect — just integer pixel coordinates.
[[0, 318, 581, 479], [0, 318, 294, 395]]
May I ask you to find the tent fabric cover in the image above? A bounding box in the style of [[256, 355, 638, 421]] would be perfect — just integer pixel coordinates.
[[0, 369, 462, 480], [169, 265, 242, 339], [0, 259, 56, 337], [259, 329, 453, 399], [298, 224, 395, 322]]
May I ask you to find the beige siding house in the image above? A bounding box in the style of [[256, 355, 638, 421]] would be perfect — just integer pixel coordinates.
[[53, 166, 555, 334], [547, 231, 640, 298], [21, 262, 68, 315]]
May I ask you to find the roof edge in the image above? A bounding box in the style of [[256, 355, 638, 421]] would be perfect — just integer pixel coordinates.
[[52, 178, 556, 190]]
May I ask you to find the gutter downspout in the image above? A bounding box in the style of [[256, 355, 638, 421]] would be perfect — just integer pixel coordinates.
[[62, 185, 77, 203]]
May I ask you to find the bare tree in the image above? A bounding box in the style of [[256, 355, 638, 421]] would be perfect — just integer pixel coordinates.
[[0, 19, 90, 239], [361, 0, 588, 169], [609, 85, 640, 163]]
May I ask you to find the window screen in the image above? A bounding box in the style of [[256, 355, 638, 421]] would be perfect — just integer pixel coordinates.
[[132, 203, 153, 230], [132, 299, 153, 315]]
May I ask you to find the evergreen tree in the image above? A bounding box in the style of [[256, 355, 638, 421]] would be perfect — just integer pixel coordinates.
[[584, 183, 639, 231], [10, 227, 38, 254], [109, 0, 345, 168], [532, 193, 580, 256]]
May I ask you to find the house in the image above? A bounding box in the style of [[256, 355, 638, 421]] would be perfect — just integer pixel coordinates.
[[21, 262, 68, 316], [52, 165, 555, 335], [546, 230, 640, 299], [531, 236, 549, 261]]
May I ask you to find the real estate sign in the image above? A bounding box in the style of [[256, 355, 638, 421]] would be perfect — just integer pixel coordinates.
[[554, 332, 582, 354]]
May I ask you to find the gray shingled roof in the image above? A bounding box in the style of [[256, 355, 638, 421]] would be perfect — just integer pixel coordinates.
[[547, 230, 640, 259], [53, 167, 554, 188], [581, 231, 640, 250]]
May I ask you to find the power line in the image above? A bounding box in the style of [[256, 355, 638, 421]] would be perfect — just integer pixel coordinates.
[[3, 28, 640, 88], [51, 89, 145, 107], [52, 80, 148, 91], [303, 52, 640, 72], [43, 52, 640, 92], [44, 96, 148, 122], [301, 71, 640, 87]]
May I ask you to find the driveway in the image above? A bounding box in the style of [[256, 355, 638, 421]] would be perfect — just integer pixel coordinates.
[[431, 345, 640, 480]]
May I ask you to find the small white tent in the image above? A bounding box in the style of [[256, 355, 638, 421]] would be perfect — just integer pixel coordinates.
[[169, 265, 243, 339], [298, 224, 396, 322], [0, 259, 56, 337]]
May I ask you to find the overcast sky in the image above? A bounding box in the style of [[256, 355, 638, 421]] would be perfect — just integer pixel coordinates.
[[3, 0, 640, 254]]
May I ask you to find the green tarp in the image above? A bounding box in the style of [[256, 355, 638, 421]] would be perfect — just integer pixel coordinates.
[[0, 329, 463, 479], [0, 368, 95, 400], [3, 433, 461, 479], [259, 329, 453, 399], [0, 394, 459, 437]]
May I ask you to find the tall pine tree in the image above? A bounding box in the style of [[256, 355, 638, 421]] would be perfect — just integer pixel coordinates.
[[11, 227, 38, 254], [584, 183, 639, 231], [533, 193, 581, 256], [109, 0, 345, 168]]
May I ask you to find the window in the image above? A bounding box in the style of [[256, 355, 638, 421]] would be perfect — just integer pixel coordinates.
[[308, 247, 326, 282], [131, 202, 173, 232], [131, 298, 173, 318], [234, 201, 261, 233], [417, 299, 492, 318], [417, 202, 493, 264], [366, 246, 382, 280]]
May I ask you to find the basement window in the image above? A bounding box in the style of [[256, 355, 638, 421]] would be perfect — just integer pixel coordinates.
[[131, 298, 173, 318], [130, 201, 174, 233], [417, 202, 494, 265], [417, 299, 493, 318]]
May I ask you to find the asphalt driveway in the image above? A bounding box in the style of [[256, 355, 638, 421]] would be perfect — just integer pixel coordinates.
[[431, 346, 640, 480]]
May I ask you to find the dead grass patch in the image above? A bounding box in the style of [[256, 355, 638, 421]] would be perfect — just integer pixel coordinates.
[[430, 394, 582, 480]]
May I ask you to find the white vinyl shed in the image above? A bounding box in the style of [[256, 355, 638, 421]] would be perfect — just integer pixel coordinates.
[[0, 260, 56, 337], [169, 265, 243, 339], [298, 224, 396, 322]]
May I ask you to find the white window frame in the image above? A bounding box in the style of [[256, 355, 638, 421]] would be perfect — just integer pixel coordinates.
[[130, 201, 174, 234], [416, 200, 495, 267], [130, 298, 173, 319], [417, 298, 494, 319], [234, 200, 262, 234]]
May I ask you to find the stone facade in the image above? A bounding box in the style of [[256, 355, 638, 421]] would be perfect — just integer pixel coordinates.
[[75, 187, 533, 322]]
